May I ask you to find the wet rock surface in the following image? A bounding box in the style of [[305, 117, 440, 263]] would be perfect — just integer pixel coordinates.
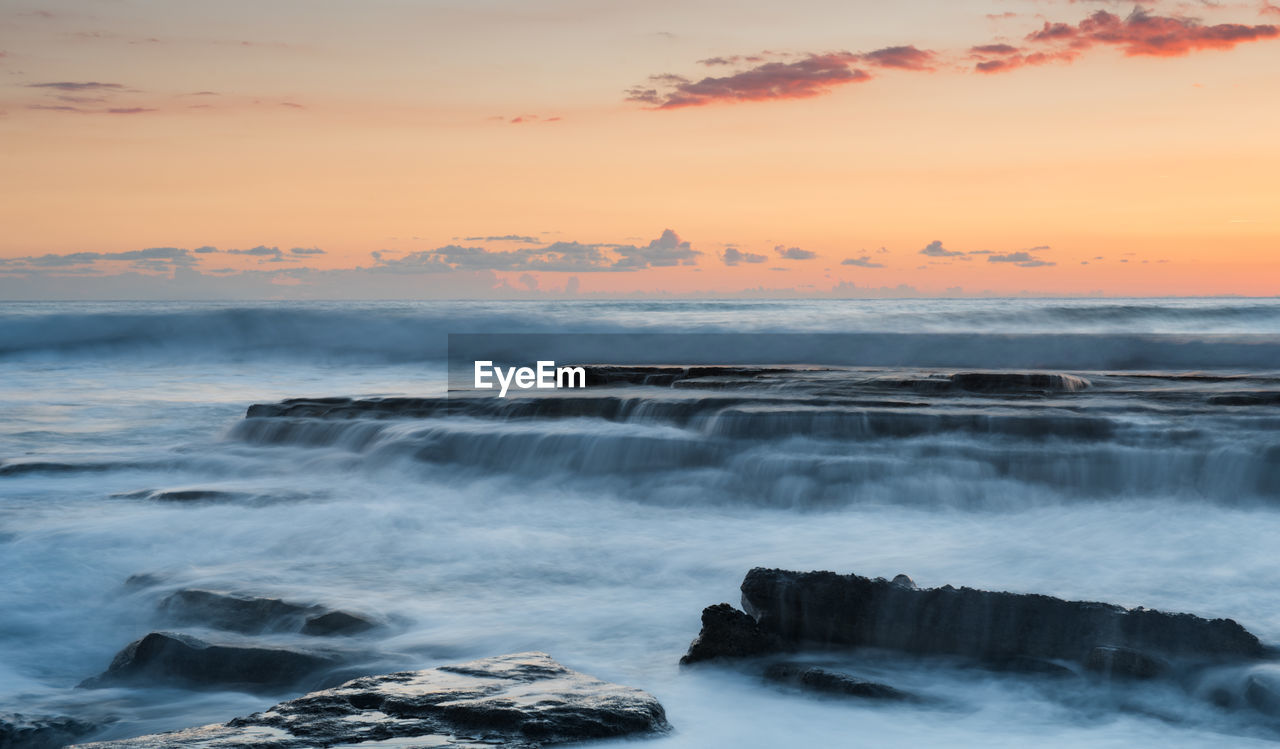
[[300, 610, 377, 636], [738, 568, 1263, 664], [159, 590, 313, 634], [1245, 666, 1280, 716], [763, 664, 912, 701], [1085, 646, 1170, 680], [159, 589, 377, 637], [680, 603, 779, 665], [1, 713, 96, 749], [682, 569, 1280, 720], [71, 652, 668, 749], [79, 632, 342, 692], [947, 372, 1090, 393]]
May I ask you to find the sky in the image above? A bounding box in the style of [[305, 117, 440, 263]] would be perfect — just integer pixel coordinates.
[[1, 0, 1277, 299]]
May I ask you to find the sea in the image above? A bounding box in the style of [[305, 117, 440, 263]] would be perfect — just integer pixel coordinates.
[[3, 298, 1280, 747]]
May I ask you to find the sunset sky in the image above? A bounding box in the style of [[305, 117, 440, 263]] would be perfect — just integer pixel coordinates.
[[1, 0, 1277, 299]]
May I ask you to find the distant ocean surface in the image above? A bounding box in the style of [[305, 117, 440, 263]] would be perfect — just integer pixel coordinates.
[[3, 298, 1280, 747]]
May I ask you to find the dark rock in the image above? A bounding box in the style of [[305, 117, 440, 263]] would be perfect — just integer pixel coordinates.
[[159, 590, 314, 634], [158, 589, 376, 638], [72, 652, 668, 748], [246, 397, 443, 420], [1, 713, 95, 749], [948, 372, 1090, 393], [739, 568, 1263, 666], [0, 461, 115, 477], [144, 490, 248, 503], [1244, 666, 1280, 716], [1208, 393, 1280, 407], [112, 489, 249, 503], [122, 574, 166, 590], [891, 574, 916, 589], [680, 603, 780, 665], [763, 664, 911, 701], [299, 610, 377, 637], [983, 655, 1077, 678], [1085, 646, 1169, 680], [79, 632, 340, 692]]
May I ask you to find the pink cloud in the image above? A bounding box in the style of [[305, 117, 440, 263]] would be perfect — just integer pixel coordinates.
[[1030, 9, 1278, 57], [627, 53, 871, 109], [860, 45, 936, 71]]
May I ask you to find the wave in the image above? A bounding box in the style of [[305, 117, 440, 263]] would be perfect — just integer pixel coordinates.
[[3, 301, 1280, 370]]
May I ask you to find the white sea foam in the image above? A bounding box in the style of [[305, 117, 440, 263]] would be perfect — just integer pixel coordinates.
[[2, 299, 1280, 746]]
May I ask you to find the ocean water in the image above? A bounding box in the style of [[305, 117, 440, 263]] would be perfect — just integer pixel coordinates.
[[3, 298, 1280, 747]]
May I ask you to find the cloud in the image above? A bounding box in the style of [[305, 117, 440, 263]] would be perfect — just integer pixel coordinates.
[[860, 45, 936, 70], [722, 247, 768, 266], [290, 247, 325, 255], [4, 246, 199, 270], [775, 245, 817, 260], [842, 255, 885, 267], [507, 114, 562, 124], [612, 229, 700, 268], [226, 245, 285, 259], [988, 251, 1056, 267], [698, 54, 769, 66], [971, 44, 1077, 74], [627, 53, 871, 109], [28, 104, 86, 113], [971, 43, 1021, 55], [919, 240, 963, 257], [26, 81, 125, 91], [1027, 8, 1278, 58], [373, 230, 699, 273], [635, 7, 1279, 103], [106, 107, 155, 114], [461, 235, 541, 243]]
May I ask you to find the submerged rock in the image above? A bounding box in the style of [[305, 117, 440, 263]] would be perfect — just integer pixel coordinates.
[[1244, 665, 1280, 717], [948, 372, 1090, 393], [71, 652, 668, 748], [983, 655, 1077, 678], [1, 713, 96, 749], [112, 489, 250, 503], [680, 603, 779, 665], [1085, 646, 1169, 680], [763, 664, 912, 701], [738, 568, 1262, 666], [159, 589, 377, 637], [299, 610, 376, 636], [159, 590, 312, 634], [79, 632, 341, 692]]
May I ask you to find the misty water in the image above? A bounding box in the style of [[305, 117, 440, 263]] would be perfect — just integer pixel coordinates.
[[4, 298, 1280, 747]]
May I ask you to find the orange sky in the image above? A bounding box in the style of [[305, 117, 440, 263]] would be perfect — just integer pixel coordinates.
[[1, 0, 1277, 298]]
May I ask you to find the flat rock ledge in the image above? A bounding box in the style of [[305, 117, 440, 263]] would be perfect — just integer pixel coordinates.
[[72, 652, 668, 749]]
